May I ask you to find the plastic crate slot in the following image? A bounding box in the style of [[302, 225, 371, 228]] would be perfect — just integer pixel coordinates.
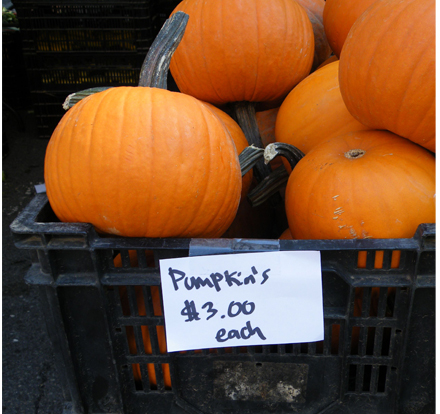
[[331, 323, 341, 355], [125, 326, 137, 354], [131, 364, 143, 390], [315, 340, 324, 354], [284, 344, 293, 354], [377, 365, 388, 393], [365, 327, 376, 356], [300, 343, 308, 354], [351, 326, 360, 355], [386, 288, 397, 318], [348, 364, 357, 392], [381, 327, 392, 356], [118, 286, 130, 316], [362, 365, 372, 391], [357, 250, 401, 269]]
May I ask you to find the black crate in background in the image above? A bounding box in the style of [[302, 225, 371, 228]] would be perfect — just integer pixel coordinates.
[[12, 0, 160, 138], [24, 52, 146, 91], [10, 193, 435, 414], [13, 0, 155, 54]]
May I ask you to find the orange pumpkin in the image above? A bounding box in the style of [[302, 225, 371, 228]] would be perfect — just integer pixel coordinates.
[[275, 61, 370, 156], [339, 0, 435, 152], [295, 0, 333, 70], [45, 87, 242, 238], [202, 102, 253, 197], [285, 130, 435, 240], [323, 0, 378, 57], [169, 0, 314, 107]]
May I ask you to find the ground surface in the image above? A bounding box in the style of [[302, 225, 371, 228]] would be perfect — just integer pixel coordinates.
[[3, 109, 65, 414]]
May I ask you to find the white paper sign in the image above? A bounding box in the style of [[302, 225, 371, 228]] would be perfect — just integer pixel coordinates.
[[159, 251, 323, 352]]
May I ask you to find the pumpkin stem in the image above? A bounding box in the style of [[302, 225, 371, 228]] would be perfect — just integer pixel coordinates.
[[243, 142, 304, 206], [345, 149, 366, 159], [264, 142, 305, 170], [238, 145, 264, 176], [62, 12, 189, 110], [63, 87, 112, 110], [139, 11, 189, 89], [247, 166, 289, 207], [232, 101, 272, 182]]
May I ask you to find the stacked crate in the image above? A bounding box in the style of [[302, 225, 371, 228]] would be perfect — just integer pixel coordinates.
[[13, 0, 158, 138]]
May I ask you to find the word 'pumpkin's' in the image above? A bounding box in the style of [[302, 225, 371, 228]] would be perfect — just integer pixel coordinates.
[[169, 0, 314, 106], [285, 130, 435, 240], [45, 87, 242, 238]]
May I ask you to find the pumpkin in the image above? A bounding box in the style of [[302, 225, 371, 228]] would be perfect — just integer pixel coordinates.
[[202, 101, 253, 197], [45, 87, 242, 238], [45, 13, 244, 238], [284, 130, 435, 240], [295, 0, 333, 70], [275, 61, 370, 157], [338, 0, 435, 152], [323, 0, 378, 57], [169, 0, 314, 107]]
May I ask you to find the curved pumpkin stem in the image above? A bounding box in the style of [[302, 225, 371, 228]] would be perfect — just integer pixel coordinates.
[[264, 142, 305, 170], [62, 12, 189, 110], [245, 142, 305, 207], [232, 101, 272, 182], [138, 11, 189, 89]]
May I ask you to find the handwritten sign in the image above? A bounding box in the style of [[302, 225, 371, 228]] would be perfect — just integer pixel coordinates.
[[159, 251, 323, 352]]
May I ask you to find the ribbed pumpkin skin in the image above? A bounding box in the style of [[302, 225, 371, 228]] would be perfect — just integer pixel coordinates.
[[339, 0, 435, 152], [169, 0, 314, 106], [323, 0, 378, 57], [285, 130, 435, 240], [44, 87, 242, 238], [296, 0, 332, 70], [201, 102, 253, 197], [275, 61, 370, 155]]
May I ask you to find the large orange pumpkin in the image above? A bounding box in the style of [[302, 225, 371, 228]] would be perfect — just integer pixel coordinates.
[[275, 61, 370, 156], [339, 0, 435, 152], [323, 0, 378, 57], [296, 0, 332, 70], [284, 130, 435, 240], [169, 0, 314, 107], [45, 87, 242, 238]]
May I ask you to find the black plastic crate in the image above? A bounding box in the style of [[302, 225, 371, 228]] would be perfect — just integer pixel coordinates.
[[13, 1, 155, 54], [10, 194, 435, 414]]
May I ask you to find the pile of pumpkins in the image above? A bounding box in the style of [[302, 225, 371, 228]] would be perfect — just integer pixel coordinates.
[[44, 0, 435, 241]]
